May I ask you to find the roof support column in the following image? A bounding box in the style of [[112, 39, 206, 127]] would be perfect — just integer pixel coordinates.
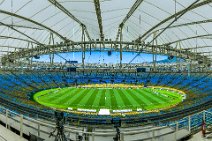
[[152, 31, 157, 72], [176, 42, 182, 71], [93, 0, 104, 41], [187, 61, 191, 77], [81, 25, 86, 68], [27, 42, 33, 66], [119, 26, 123, 68], [49, 33, 55, 66]]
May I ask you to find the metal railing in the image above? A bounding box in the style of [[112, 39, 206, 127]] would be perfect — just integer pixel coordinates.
[[0, 105, 211, 141]]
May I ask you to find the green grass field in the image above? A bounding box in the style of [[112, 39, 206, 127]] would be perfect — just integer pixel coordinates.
[[33, 85, 183, 112]]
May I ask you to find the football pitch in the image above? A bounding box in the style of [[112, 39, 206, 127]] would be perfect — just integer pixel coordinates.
[[33, 85, 184, 112]]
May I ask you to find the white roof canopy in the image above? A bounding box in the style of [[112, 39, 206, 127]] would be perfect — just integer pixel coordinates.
[[0, 0, 211, 59]]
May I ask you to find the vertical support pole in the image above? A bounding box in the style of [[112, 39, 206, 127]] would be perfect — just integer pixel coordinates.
[[188, 115, 191, 132], [92, 132, 94, 141], [27, 42, 31, 66], [6, 109, 8, 128], [81, 25, 86, 68], [203, 110, 206, 122], [152, 46, 156, 72], [49, 33, 52, 65], [152, 31, 157, 72], [121, 133, 124, 141], [52, 53, 54, 65], [30, 57, 33, 66], [203, 56, 207, 71], [100, 42, 102, 51], [38, 123, 40, 137], [202, 110, 206, 137], [82, 27, 84, 67], [30, 43, 33, 66], [95, 40, 97, 49], [190, 60, 192, 74], [51, 33, 55, 65], [49, 33, 55, 66], [20, 114, 23, 137], [152, 130, 155, 141], [119, 26, 123, 68], [187, 61, 191, 77], [84, 36, 86, 67], [90, 43, 92, 55], [49, 54, 52, 65], [175, 121, 179, 141], [136, 42, 139, 51], [179, 42, 182, 71], [175, 42, 180, 71]]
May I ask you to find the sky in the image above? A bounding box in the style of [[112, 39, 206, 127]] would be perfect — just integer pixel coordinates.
[[33, 51, 167, 64]]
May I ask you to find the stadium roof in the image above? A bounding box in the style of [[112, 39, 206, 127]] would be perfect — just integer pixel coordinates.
[[0, 0, 212, 61]]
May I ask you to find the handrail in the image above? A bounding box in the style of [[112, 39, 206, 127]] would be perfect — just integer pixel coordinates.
[[0, 135, 7, 141], [0, 106, 211, 140]]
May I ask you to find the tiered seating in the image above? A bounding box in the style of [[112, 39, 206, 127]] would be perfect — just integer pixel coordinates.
[[0, 71, 210, 126]]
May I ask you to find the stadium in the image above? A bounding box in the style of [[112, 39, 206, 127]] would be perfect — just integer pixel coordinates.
[[0, 0, 211, 141]]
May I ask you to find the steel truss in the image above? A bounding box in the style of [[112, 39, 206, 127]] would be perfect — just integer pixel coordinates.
[[94, 0, 104, 40], [0, 35, 38, 45], [0, 0, 211, 68], [0, 10, 70, 42], [135, 0, 212, 42], [115, 0, 144, 42], [1, 40, 211, 66], [48, 0, 92, 41]]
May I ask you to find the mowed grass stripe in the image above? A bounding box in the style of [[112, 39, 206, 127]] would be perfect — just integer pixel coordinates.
[[149, 89, 173, 101], [125, 89, 146, 109], [55, 88, 83, 105], [80, 89, 97, 109], [118, 89, 138, 109], [110, 89, 118, 109], [135, 89, 160, 105], [57, 88, 82, 105], [70, 89, 93, 107], [142, 89, 176, 109], [51, 88, 77, 104], [129, 89, 152, 105], [113, 89, 125, 109], [105, 89, 112, 108], [39, 89, 61, 100], [143, 89, 169, 104], [41, 88, 70, 102], [117, 90, 131, 106], [121, 90, 141, 108], [159, 90, 181, 99], [155, 92, 173, 101], [63, 88, 87, 106], [159, 90, 182, 103], [99, 89, 106, 108], [92, 89, 104, 109]]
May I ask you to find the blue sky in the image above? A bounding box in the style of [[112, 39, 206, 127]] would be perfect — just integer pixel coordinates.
[[33, 51, 168, 64]]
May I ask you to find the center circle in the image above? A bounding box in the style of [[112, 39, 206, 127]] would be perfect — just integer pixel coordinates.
[[33, 84, 185, 115]]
